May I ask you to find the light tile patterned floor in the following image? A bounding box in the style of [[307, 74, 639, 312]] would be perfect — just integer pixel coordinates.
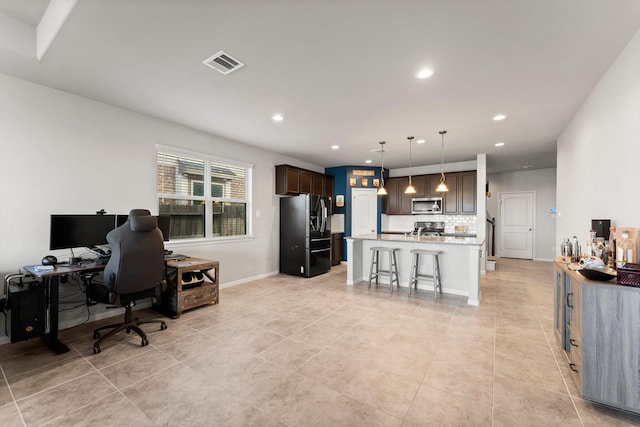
[[1, 258, 640, 426]]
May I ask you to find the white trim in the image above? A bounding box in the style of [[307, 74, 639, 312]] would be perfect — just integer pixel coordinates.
[[498, 190, 536, 259], [156, 144, 252, 240], [220, 270, 279, 288], [156, 144, 254, 169], [165, 235, 255, 248]]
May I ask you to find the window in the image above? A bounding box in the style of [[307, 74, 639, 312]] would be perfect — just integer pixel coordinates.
[[156, 146, 252, 240]]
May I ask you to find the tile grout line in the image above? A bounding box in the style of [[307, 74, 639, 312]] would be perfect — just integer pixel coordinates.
[[542, 318, 586, 427], [1, 363, 27, 427], [491, 298, 497, 426]]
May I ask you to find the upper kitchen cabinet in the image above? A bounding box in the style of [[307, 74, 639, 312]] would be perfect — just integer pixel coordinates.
[[398, 176, 414, 215], [324, 175, 334, 199], [425, 174, 442, 198], [442, 172, 459, 214], [383, 177, 402, 215], [312, 172, 324, 196], [459, 171, 477, 214], [275, 165, 334, 197], [411, 175, 427, 198], [384, 171, 477, 215], [300, 170, 312, 194], [276, 165, 301, 195], [384, 175, 427, 215]]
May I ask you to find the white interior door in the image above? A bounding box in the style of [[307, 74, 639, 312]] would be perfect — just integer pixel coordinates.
[[351, 188, 378, 236], [500, 192, 534, 259]]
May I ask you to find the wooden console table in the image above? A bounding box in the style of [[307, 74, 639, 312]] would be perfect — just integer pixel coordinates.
[[164, 257, 219, 317]]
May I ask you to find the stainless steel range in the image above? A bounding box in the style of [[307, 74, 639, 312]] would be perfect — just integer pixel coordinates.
[[413, 221, 445, 236]]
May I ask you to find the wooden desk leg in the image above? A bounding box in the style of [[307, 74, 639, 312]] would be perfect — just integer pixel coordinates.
[[40, 275, 70, 354], [203, 268, 219, 304]]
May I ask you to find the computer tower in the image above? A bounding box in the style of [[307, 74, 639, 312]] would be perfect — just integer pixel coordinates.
[[7, 282, 47, 343]]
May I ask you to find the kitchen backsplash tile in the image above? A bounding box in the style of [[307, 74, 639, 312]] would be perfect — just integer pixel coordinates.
[[332, 214, 345, 233], [382, 214, 477, 234]]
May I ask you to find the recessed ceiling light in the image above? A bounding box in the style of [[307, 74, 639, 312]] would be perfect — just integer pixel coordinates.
[[519, 165, 533, 170], [365, 159, 372, 164], [493, 114, 506, 121], [416, 69, 434, 79], [272, 114, 284, 122], [331, 145, 339, 150], [416, 139, 426, 144], [494, 142, 505, 147]]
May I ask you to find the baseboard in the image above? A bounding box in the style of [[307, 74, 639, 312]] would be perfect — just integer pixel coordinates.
[[220, 270, 279, 289], [534, 258, 555, 262]]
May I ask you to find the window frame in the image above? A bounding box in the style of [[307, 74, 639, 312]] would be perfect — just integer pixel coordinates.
[[156, 144, 253, 242]]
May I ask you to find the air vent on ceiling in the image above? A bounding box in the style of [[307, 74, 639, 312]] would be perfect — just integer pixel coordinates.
[[202, 50, 245, 75]]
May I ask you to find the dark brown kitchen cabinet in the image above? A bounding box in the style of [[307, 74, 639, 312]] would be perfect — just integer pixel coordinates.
[[411, 175, 427, 198], [331, 233, 344, 266], [385, 176, 418, 215], [324, 175, 334, 199], [276, 165, 301, 195], [383, 177, 402, 215], [312, 172, 324, 195], [276, 165, 334, 197], [425, 174, 442, 197], [459, 171, 477, 214], [442, 172, 458, 214], [384, 170, 477, 215], [398, 176, 413, 215], [300, 170, 312, 194]]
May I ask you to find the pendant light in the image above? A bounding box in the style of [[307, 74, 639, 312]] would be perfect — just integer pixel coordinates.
[[435, 130, 449, 192], [404, 136, 416, 194], [377, 141, 388, 195]]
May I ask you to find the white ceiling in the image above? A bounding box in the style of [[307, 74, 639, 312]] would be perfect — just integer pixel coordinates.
[[1, 1, 639, 173]]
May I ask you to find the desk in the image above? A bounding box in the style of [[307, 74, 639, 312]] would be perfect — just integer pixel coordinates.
[[22, 256, 220, 352], [22, 261, 105, 354]]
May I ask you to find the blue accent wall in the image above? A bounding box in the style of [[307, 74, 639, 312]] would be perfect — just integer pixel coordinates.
[[325, 165, 383, 260]]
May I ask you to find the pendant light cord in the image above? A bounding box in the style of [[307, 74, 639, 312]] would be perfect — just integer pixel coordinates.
[[408, 136, 414, 184], [439, 130, 447, 180], [380, 141, 385, 187]]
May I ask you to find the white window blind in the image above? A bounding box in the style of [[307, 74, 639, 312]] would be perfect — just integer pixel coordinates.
[[157, 147, 252, 240]]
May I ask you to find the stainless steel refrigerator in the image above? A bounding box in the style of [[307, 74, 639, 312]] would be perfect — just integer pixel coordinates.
[[280, 194, 331, 277]]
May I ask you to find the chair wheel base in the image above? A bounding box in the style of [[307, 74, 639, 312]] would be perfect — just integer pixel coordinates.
[[93, 344, 101, 354], [93, 331, 100, 339], [141, 337, 149, 346], [160, 323, 167, 330]]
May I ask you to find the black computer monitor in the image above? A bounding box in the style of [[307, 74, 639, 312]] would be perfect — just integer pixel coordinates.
[[116, 214, 171, 242], [49, 214, 116, 250]]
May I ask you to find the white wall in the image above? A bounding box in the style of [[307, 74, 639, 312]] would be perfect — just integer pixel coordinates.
[[487, 168, 557, 261], [557, 28, 640, 250], [0, 74, 322, 337]]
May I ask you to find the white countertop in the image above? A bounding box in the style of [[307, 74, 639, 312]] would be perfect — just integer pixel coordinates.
[[348, 233, 484, 246]]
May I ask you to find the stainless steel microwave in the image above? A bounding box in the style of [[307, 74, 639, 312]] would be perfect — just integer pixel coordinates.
[[411, 197, 443, 214]]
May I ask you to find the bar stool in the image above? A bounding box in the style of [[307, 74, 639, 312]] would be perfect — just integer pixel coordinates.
[[368, 247, 400, 292], [409, 249, 442, 298]]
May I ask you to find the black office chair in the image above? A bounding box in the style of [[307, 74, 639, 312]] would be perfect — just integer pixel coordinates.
[[91, 209, 167, 354]]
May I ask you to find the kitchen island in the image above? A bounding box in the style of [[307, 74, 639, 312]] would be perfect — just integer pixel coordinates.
[[346, 234, 485, 305]]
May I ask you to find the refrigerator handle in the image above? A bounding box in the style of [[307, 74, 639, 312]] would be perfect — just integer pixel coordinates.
[[321, 198, 328, 233]]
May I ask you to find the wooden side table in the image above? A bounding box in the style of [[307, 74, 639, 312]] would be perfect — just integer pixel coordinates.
[[164, 257, 219, 317]]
